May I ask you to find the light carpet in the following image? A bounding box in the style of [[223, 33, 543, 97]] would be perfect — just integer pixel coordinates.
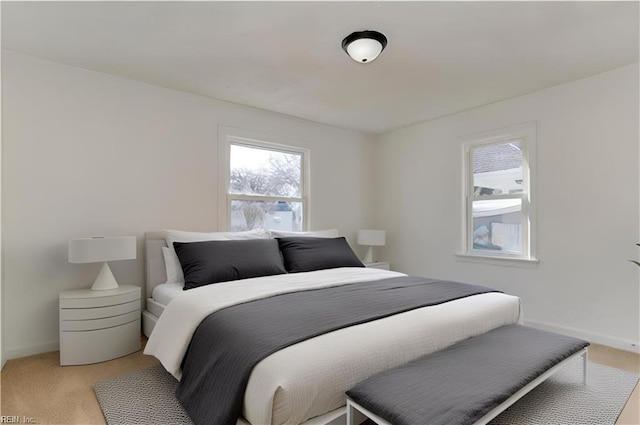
[[94, 360, 638, 425]]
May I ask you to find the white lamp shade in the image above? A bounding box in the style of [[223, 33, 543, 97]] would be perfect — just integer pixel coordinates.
[[346, 38, 384, 63], [68, 236, 136, 263], [357, 229, 386, 246]]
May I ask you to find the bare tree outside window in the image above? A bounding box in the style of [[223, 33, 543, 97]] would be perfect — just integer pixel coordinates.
[[229, 143, 305, 231]]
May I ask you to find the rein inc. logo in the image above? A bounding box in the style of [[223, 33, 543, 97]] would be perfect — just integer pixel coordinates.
[[0, 417, 35, 424]]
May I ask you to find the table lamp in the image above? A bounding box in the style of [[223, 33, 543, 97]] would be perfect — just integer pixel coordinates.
[[68, 236, 136, 290], [357, 229, 386, 263]]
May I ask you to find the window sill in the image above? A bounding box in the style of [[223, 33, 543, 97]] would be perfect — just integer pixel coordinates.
[[455, 252, 539, 268]]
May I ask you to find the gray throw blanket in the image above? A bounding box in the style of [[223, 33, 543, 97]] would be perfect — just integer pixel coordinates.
[[176, 276, 499, 425]]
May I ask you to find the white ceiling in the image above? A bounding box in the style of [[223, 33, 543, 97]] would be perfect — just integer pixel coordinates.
[[2, 1, 638, 134]]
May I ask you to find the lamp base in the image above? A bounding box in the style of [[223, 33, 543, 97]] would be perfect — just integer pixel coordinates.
[[363, 246, 374, 263], [91, 262, 120, 291]]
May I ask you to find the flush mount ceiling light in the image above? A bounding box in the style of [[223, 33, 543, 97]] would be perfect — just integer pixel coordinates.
[[341, 30, 388, 63]]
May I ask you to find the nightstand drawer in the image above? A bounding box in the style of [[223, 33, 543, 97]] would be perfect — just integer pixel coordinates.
[[60, 300, 139, 320], [364, 261, 391, 270], [60, 319, 140, 365], [60, 289, 140, 309], [60, 310, 139, 331]]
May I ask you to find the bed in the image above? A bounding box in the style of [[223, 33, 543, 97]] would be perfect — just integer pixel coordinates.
[[141, 231, 176, 337], [142, 230, 523, 425]]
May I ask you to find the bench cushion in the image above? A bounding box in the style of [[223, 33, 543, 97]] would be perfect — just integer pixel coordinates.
[[346, 324, 589, 425]]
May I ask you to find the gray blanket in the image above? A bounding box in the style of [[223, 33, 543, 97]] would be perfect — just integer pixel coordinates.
[[176, 275, 499, 425]]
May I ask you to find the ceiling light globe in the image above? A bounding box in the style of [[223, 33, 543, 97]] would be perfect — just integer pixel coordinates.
[[346, 38, 383, 63], [342, 30, 388, 64]]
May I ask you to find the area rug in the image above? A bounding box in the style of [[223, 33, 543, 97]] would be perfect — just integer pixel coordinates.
[[95, 360, 638, 425]]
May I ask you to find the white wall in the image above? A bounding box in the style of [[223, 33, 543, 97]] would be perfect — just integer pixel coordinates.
[[3, 48, 638, 359], [374, 63, 640, 351], [0, 13, 4, 368], [1, 50, 375, 358]]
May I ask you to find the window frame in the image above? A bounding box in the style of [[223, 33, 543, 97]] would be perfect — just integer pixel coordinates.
[[218, 126, 310, 232], [461, 122, 537, 262]]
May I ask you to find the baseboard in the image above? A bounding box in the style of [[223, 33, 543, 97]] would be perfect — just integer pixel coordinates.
[[5, 341, 59, 360], [525, 320, 640, 354]]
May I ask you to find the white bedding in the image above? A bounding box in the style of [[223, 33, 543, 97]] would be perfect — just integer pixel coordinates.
[[151, 282, 184, 306], [144, 268, 522, 425]]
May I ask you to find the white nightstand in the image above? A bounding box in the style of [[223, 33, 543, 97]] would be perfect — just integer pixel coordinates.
[[364, 261, 391, 271], [59, 285, 141, 366]]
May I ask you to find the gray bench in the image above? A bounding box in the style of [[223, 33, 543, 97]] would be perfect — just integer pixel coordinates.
[[346, 325, 589, 425]]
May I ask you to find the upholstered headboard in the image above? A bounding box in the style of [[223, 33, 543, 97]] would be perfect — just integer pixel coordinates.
[[145, 231, 168, 297]]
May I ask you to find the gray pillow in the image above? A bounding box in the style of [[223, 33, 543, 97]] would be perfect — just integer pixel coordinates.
[[174, 239, 287, 290], [277, 237, 364, 273]]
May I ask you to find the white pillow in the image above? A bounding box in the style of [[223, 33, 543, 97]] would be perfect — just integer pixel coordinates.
[[163, 229, 270, 284], [165, 228, 269, 253], [269, 229, 339, 238], [162, 246, 184, 285]]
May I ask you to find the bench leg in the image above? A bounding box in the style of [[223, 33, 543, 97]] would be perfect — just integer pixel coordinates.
[[582, 349, 588, 386], [346, 398, 392, 425], [346, 399, 355, 425]]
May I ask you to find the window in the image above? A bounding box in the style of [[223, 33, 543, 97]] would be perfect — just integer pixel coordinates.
[[463, 123, 536, 260], [220, 128, 309, 232]]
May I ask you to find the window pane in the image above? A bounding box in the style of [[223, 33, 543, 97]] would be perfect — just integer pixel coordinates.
[[472, 140, 524, 196], [472, 199, 522, 254], [230, 200, 303, 232], [230, 144, 302, 198]]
